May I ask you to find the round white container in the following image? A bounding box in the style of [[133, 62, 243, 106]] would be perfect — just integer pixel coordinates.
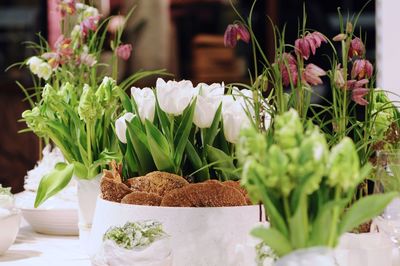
[[89, 197, 264, 266]]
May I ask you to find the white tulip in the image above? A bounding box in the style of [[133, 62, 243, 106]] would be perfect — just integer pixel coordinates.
[[131, 87, 156, 123], [26, 56, 43, 75], [222, 100, 251, 144], [115, 112, 135, 143], [193, 83, 224, 128], [156, 78, 195, 116], [36, 62, 53, 80]]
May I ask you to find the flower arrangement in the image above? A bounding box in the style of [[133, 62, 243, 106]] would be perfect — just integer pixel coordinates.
[[224, 1, 400, 168], [14, 1, 164, 207], [238, 109, 397, 258], [115, 78, 264, 182]]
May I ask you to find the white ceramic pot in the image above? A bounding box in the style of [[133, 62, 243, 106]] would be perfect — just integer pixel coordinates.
[[0, 209, 21, 255], [336, 232, 393, 266], [89, 197, 265, 266]]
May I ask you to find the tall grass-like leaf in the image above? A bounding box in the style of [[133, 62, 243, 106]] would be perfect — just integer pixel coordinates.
[[145, 120, 175, 172], [338, 192, 398, 235], [34, 163, 74, 207]]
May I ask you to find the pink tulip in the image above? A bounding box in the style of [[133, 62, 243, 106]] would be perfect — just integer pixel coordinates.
[[57, 0, 76, 17], [81, 16, 99, 36], [351, 59, 373, 80], [303, 63, 326, 86], [116, 44, 132, 61], [348, 37, 365, 59], [278, 53, 298, 86], [295, 31, 327, 60], [224, 24, 250, 48]]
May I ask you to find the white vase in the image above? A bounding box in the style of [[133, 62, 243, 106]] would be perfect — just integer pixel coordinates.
[[89, 196, 265, 266], [274, 247, 336, 266], [336, 232, 393, 266], [76, 174, 101, 251]]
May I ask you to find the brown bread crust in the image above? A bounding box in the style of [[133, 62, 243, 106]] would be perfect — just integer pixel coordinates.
[[121, 191, 162, 206], [125, 171, 189, 197], [223, 180, 252, 205], [160, 181, 247, 207]]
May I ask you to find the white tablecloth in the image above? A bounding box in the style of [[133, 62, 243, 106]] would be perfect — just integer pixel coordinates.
[[0, 223, 90, 266], [1, 222, 400, 266]]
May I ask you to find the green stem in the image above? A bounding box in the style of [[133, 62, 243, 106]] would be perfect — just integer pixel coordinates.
[[38, 137, 43, 161], [87, 121, 93, 165], [283, 196, 291, 223], [328, 187, 341, 247], [112, 52, 118, 81]]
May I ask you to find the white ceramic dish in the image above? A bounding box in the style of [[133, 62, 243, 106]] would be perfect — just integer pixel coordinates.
[[0, 209, 21, 255], [15, 191, 79, 236], [90, 196, 265, 266], [21, 208, 78, 236]]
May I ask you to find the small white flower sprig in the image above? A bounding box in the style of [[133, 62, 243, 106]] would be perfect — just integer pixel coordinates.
[[116, 78, 271, 182]]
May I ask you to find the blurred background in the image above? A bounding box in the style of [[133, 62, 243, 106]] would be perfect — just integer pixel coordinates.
[[0, 0, 375, 192]]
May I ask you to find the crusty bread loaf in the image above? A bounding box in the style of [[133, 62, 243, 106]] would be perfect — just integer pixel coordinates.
[[223, 180, 252, 205], [125, 171, 189, 197], [100, 173, 132, 202], [160, 181, 247, 207], [121, 191, 162, 206]]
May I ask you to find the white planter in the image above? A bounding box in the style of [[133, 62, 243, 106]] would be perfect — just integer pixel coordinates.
[[336, 232, 393, 266], [89, 196, 265, 266], [275, 247, 336, 266]]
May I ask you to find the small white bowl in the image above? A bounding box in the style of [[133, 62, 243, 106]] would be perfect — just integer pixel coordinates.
[[0, 209, 21, 255], [21, 208, 78, 236]]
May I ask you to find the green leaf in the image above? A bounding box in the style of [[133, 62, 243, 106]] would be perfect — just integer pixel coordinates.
[[251, 226, 292, 257], [145, 120, 175, 172], [34, 163, 74, 207], [203, 103, 222, 147], [73, 161, 88, 179], [252, 177, 289, 238], [309, 201, 340, 246], [154, 98, 171, 140], [126, 119, 155, 174], [338, 192, 398, 235], [174, 100, 196, 168], [206, 145, 238, 180], [185, 142, 210, 181], [116, 87, 132, 112], [288, 193, 308, 249]]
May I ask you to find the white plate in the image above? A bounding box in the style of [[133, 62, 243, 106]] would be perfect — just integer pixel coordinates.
[[21, 208, 78, 236], [15, 191, 79, 236]]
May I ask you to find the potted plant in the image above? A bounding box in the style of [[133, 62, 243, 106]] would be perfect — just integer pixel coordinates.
[[238, 109, 397, 265], [15, 0, 163, 239], [88, 78, 268, 265]]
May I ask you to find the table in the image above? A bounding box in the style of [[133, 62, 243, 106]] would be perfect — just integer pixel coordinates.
[[0, 222, 90, 266], [2, 221, 400, 266]]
